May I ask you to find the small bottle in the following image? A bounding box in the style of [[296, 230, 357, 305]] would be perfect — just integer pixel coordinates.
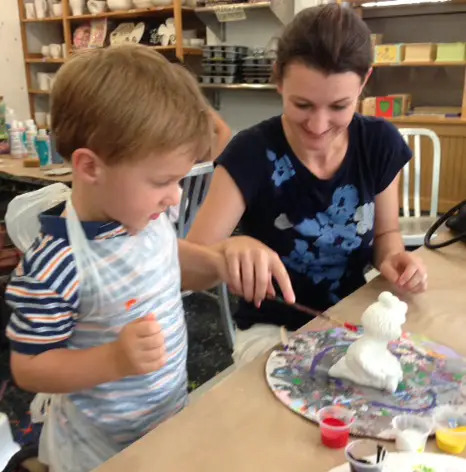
[[26, 122, 38, 159], [5, 107, 16, 152], [35, 129, 51, 166], [18, 121, 27, 150], [0, 97, 8, 154], [9, 120, 27, 158]]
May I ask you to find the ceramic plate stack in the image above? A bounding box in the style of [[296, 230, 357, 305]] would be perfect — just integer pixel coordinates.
[[200, 45, 248, 85], [242, 50, 275, 84]]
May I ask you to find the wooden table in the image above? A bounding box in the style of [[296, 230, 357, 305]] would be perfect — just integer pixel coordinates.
[[96, 238, 466, 472], [0, 155, 71, 185]]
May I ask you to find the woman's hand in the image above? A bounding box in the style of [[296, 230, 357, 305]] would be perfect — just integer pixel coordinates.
[[217, 236, 296, 308], [380, 251, 427, 293]]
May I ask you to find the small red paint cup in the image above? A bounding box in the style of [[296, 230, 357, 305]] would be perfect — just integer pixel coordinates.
[[317, 406, 355, 449]]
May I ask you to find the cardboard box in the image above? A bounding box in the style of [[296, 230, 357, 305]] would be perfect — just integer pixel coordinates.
[[374, 44, 405, 64], [376, 96, 403, 118], [436, 42, 466, 62], [404, 43, 437, 63], [361, 97, 377, 116], [388, 94, 412, 115], [371, 34, 383, 50]]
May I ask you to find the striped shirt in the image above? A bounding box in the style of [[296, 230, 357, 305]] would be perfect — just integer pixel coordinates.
[[6, 203, 188, 447]]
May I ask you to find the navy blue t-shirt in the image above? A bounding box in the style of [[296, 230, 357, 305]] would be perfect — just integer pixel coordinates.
[[218, 114, 412, 330]]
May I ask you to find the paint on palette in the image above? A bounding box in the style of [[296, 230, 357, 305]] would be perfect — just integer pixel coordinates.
[[265, 327, 466, 440]]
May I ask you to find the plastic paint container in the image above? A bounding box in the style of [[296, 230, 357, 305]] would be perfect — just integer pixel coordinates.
[[392, 414, 432, 452], [317, 405, 355, 449]]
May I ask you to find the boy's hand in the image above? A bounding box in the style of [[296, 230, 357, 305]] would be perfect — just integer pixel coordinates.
[[217, 236, 295, 308], [112, 314, 166, 377]]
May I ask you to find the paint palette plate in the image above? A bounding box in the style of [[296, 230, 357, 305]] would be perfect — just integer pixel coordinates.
[[329, 452, 466, 472], [265, 327, 466, 439]]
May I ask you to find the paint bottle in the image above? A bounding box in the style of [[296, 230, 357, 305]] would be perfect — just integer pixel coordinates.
[[9, 120, 27, 158], [0, 97, 8, 154], [25, 122, 38, 159], [35, 129, 51, 167]]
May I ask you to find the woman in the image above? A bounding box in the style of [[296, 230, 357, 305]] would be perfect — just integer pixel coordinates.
[[188, 5, 427, 364]]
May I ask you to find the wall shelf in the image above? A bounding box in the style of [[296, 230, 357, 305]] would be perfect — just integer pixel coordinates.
[[201, 82, 276, 110], [200, 83, 275, 90], [388, 115, 466, 124], [25, 57, 65, 64], [66, 6, 193, 21], [17, 0, 202, 117], [21, 16, 63, 22], [28, 89, 51, 95], [374, 61, 466, 67], [194, 0, 293, 41]]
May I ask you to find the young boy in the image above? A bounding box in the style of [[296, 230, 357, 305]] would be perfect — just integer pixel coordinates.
[[5, 45, 294, 471]]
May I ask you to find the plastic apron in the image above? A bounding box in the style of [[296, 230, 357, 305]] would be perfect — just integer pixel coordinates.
[[35, 198, 187, 472]]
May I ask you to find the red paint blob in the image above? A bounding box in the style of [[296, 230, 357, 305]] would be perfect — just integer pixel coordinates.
[[344, 322, 358, 332], [320, 417, 351, 449]]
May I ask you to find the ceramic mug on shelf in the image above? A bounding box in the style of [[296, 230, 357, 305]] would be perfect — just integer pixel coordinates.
[[41, 45, 51, 57], [49, 43, 62, 59], [37, 72, 50, 91], [48, 74, 57, 90], [87, 0, 106, 13], [25, 3, 36, 19], [52, 3, 63, 16], [34, 112, 47, 128], [34, 0, 47, 18], [70, 0, 85, 15]]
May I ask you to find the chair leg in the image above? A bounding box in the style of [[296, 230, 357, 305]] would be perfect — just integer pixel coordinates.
[[217, 283, 235, 350]]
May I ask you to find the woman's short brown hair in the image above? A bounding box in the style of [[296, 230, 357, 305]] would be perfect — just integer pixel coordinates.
[[51, 44, 212, 164], [275, 4, 372, 82]]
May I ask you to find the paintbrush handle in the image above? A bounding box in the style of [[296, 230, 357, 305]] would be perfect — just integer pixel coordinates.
[[270, 296, 357, 332]]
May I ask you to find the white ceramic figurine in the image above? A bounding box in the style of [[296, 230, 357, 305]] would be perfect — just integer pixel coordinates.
[[328, 291, 407, 393]]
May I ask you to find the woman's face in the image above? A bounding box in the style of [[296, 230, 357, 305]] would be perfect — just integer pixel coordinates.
[[277, 62, 367, 153]]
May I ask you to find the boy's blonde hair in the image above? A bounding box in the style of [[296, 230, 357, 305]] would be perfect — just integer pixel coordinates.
[[51, 45, 212, 164]]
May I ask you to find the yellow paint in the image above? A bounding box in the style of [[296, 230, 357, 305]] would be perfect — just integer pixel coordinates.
[[436, 428, 466, 454]]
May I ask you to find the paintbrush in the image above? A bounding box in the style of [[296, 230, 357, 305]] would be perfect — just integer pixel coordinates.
[[271, 295, 358, 332]]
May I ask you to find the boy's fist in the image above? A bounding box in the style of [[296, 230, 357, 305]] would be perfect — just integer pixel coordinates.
[[112, 314, 166, 377]]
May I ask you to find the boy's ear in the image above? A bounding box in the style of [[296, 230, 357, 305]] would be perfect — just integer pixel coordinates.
[[71, 148, 104, 184]]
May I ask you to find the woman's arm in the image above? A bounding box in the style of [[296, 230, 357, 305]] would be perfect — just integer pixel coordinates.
[[188, 165, 245, 244], [374, 174, 427, 293], [209, 108, 232, 160], [188, 166, 295, 305]]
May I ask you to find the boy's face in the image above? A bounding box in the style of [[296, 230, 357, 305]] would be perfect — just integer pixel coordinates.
[[96, 146, 195, 233]]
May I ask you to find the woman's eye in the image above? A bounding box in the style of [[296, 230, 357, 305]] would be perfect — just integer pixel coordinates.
[[331, 105, 348, 111]]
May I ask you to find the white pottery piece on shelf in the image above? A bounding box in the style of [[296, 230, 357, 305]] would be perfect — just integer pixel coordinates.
[[129, 22, 145, 43], [328, 291, 407, 393], [52, 3, 63, 16], [70, 0, 85, 16], [133, 0, 152, 7], [87, 0, 107, 13], [110, 22, 135, 45], [49, 43, 62, 59], [151, 0, 171, 6], [107, 0, 132, 11], [41, 45, 50, 57], [34, 0, 47, 18], [25, 3, 36, 19]]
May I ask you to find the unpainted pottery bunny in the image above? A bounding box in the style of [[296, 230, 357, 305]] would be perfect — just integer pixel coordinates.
[[328, 291, 407, 393]]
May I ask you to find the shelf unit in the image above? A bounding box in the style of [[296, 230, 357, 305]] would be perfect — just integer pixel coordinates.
[[195, 0, 293, 41], [17, 0, 202, 119]]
